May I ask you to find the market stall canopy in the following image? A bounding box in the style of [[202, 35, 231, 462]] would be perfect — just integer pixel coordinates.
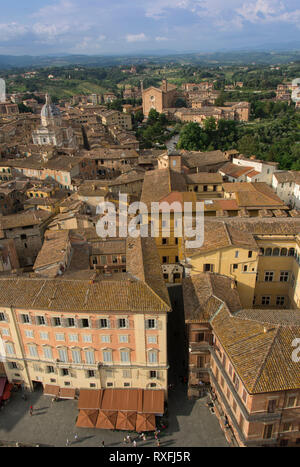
[[59, 387, 76, 400], [76, 409, 98, 428], [101, 388, 143, 412], [135, 413, 156, 432], [115, 411, 137, 431], [96, 410, 118, 430], [78, 389, 103, 409], [43, 384, 60, 397], [142, 389, 164, 414]]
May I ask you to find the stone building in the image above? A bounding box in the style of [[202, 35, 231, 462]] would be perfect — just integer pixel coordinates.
[[142, 80, 177, 117]]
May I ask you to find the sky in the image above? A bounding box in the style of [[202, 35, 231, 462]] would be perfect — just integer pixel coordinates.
[[0, 0, 300, 55]]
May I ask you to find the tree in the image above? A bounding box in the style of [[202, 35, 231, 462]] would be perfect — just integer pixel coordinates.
[[147, 108, 160, 123], [177, 122, 206, 151]]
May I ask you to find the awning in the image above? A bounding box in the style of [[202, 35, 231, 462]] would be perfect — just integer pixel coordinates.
[[76, 409, 98, 428], [2, 383, 13, 401], [43, 384, 60, 397], [0, 377, 7, 398], [96, 410, 118, 430], [101, 388, 143, 412], [59, 388, 76, 399], [142, 389, 164, 415], [115, 411, 137, 431], [78, 389, 103, 409], [135, 413, 156, 432]]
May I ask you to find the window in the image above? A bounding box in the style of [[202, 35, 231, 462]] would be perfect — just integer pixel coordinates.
[[61, 369, 69, 376], [55, 333, 65, 342], [265, 248, 272, 256], [267, 399, 277, 413], [83, 334, 92, 343], [248, 251, 253, 258], [235, 251, 239, 258], [120, 350, 130, 363], [243, 265, 248, 272], [103, 350, 112, 362], [90, 383, 96, 388], [43, 347, 53, 360], [5, 342, 15, 355], [100, 319, 109, 329], [53, 317, 61, 327], [263, 424, 274, 439], [285, 396, 297, 408], [273, 248, 280, 256], [242, 389, 247, 403], [67, 318, 75, 327], [58, 348, 68, 362], [71, 349, 81, 364], [162, 238, 167, 245], [85, 350, 95, 365], [112, 256, 118, 264], [288, 248, 295, 256], [119, 335, 128, 343], [148, 350, 158, 364], [0, 312, 6, 322], [147, 336, 157, 344], [197, 332, 205, 342], [46, 366, 54, 373], [280, 271, 289, 282], [21, 314, 30, 324], [69, 334, 78, 342], [101, 335, 110, 343], [233, 264, 238, 270], [36, 316, 46, 326], [146, 319, 156, 329], [1, 328, 9, 336], [204, 264, 214, 272], [28, 344, 38, 358], [118, 319, 127, 329], [276, 296, 285, 306], [107, 382, 113, 387], [262, 296, 271, 305], [87, 370, 95, 378], [25, 330, 34, 338], [162, 256, 168, 263], [80, 319, 89, 328], [264, 271, 274, 282], [280, 248, 287, 256]]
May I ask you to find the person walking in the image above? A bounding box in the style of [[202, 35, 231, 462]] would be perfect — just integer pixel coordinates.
[[156, 438, 160, 447], [101, 440, 105, 447], [74, 433, 79, 443], [66, 439, 70, 447], [29, 405, 33, 416], [132, 440, 137, 447]]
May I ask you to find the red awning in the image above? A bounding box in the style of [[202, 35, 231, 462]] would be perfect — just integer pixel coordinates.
[[2, 383, 13, 401], [0, 377, 7, 398]]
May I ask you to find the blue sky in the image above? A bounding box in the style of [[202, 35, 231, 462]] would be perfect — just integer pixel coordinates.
[[0, 0, 300, 55]]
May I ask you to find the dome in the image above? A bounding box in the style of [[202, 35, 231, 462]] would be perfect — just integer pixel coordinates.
[[41, 94, 61, 118], [41, 94, 61, 127]]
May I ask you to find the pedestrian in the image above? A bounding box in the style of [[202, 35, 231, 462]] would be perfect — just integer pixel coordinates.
[[132, 440, 137, 447], [126, 434, 131, 443], [143, 434, 147, 441], [29, 405, 33, 416], [101, 440, 105, 447], [66, 439, 70, 447], [154, 433, 158, 440], [123, 436, 127, 444], [74, 433, 79, 443], [156, 438, 160, 447], [139, 432, 144, 440]]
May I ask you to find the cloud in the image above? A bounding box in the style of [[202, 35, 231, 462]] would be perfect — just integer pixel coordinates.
[[126, 33, 148, 43], [0, 22, 28, 41], [155, 36, 169, 41]]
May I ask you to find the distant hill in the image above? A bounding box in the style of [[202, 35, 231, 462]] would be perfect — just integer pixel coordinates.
[[0, 50, 300, 69]]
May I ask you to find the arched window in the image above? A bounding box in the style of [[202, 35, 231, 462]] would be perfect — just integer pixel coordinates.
[[289, 248, 295, 256], [259, 248, 265, 255], [280, 248, 287, 256], [266, 248, 272, 256], [273, 248, 280, 256]]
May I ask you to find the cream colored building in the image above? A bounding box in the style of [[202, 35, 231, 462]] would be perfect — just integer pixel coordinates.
[[0, 237, 171, 395]]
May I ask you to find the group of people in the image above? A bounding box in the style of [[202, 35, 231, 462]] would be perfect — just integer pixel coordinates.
[[123, 430, 161, 447]]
